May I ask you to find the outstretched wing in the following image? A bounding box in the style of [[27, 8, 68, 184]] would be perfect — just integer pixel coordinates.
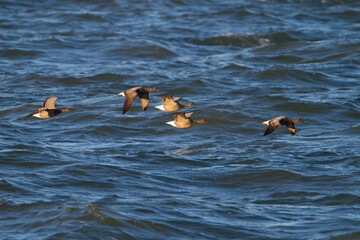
[[160, 94, 175, 104], [285, 122, 296, 135], [185, 112, 194, 118], [122, 91, 137, 114], [43, 96, 57, 109], [172, 112, 187, 121], [139, 92, 149, 111], [173, 97, 182, 102]]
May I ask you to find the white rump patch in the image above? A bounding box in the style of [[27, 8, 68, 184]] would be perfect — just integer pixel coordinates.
[[166, 121, 177, 127], [154, 105, 165, 111], [32, 113, 42, 118]]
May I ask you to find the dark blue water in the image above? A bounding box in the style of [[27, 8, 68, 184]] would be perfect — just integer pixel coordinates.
[[1, 0, 360, 239]]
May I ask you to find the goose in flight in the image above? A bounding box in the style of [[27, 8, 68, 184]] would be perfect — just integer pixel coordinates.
[[154, 94, 195, 112], [118, 86, 159, 114], [26, 96, 72, 119], [166, 112, 207, 128], [262, 116, 303, 135]]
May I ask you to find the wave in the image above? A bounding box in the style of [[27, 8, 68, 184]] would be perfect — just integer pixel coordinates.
[[195, 169, 306, 184], [256, 67, 355, 87], [0, 48, 41, 58], [86, 73, 130, 81], [56, 11, 106, 21], [272, 101, 338, 113], [188, 31, 301, 48], [329, 231, 360, 240], [340, 124, 360, 135], [188, 32, 271, 48], [255, 191, 360, 206], [110, 42, 177, 59], [313, 193, 360, 206]]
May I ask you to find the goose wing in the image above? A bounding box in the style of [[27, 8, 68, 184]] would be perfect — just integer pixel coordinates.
[[139, 92, 149, 111], [264, 120, 280, 135], [285, 122, 296, 135], [173, 112, 188, 121], [173, 97, 182, 102], [43, 96, 57, 109], [160, 94, 176, 104], [122, 90, 138, 114], [185, 112, 194, 118]]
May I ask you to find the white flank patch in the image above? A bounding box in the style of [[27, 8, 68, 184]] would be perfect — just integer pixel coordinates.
[[262, 120, 270, 125], [154, 105, 165, 111], [166, 121, 177, 127], [118, 92, 125, 96], [32, 113, 42, 118]]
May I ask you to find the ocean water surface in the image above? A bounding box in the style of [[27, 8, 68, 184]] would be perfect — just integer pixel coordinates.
[[1, 0, 360, 239]]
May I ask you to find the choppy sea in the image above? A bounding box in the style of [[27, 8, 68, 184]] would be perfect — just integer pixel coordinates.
[[1, 0, 360, 239]]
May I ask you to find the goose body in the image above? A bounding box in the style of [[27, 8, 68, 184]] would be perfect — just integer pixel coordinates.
[[262, 116, 303, 135], [166, 112, 207, 128], [155, 94, 195, 112], [118, 86, 159, 114], [26, 97, 72, 119]]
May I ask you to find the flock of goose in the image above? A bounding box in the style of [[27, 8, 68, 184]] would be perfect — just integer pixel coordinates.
[[26, 86, 303, 135]]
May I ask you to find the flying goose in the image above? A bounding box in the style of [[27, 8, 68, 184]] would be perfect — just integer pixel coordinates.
[[26, 96, 72, 119], [154, 94, 195, 112], [118, 86, 159, 114], [166, 112, 207, 128], [262, 116, 303, 135]]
